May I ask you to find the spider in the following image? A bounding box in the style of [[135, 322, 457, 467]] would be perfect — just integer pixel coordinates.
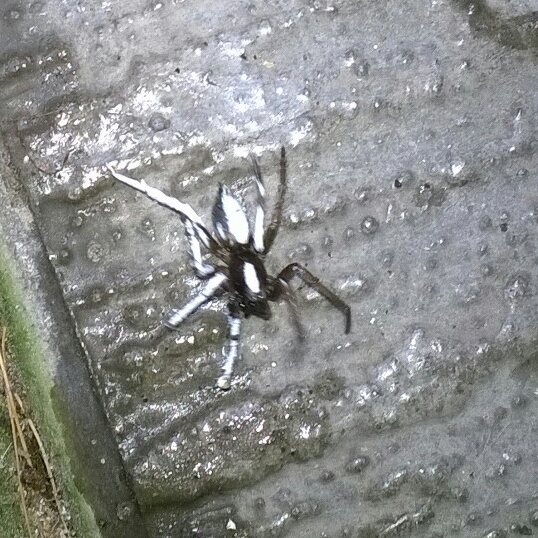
[[107, 147, 350, 390]]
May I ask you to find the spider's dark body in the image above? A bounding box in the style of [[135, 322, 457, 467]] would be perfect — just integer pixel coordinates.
[[108, 147, 350, 389], [227, 249, 271, 320]]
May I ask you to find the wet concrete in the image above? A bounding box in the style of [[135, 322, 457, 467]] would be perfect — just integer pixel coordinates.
[[0, 141, 144, 535], [1, 0, 538, 536]]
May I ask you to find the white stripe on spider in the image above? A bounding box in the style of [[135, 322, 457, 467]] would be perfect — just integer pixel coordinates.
[[220, 185, 250, 244], [253, 205, 265, 252], [243, 262, 261, 294], [183, 220, 215, 278]]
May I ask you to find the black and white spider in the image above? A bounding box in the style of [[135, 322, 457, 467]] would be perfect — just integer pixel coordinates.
[[107, 147, 350, 390]]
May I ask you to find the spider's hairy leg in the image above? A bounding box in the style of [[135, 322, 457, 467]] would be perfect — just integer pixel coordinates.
[[216, 306, 242, 390], [106, 165, 218, 251], [263, 146, 288, 253], [267, 278, 305, 341], [164, 273, 227, 329], [183, 219, 215, 278], [277, 263, 351, 334], [250, 153, 266, 253]]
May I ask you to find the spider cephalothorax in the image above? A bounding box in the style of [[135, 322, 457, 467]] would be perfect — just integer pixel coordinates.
[[107, 147, 350, 389]]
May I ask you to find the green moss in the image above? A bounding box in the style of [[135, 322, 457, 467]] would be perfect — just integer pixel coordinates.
[[0, 251, 101, 537]]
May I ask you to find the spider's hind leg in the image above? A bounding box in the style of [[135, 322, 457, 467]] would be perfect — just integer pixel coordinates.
[[267, 278, 306, 342], [277, 263, 351, 334], [263, 147, 288, 253], [250, 154, 266, 253], [164, 273, 226, 328], [216, 305, 242, 390]]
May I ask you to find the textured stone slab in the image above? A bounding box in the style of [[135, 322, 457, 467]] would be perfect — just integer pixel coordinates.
[[2, 0, 538, 536]]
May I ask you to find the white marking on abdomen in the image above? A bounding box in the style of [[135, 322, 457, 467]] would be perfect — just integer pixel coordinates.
[[243, 262, 261, 294]]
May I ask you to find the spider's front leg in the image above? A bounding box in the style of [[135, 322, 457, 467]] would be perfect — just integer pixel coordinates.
[[216, 304, 242, 390], [277, 263, 351, 334], [182, 219, 216, 278], [107, 165, 225, 272]]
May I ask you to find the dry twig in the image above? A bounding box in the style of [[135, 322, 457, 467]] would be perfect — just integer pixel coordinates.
[[0, 327, 70, 537], [0, 327, 32, 537]]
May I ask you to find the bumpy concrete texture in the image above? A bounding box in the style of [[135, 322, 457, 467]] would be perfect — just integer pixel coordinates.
[[2, 0, 538, 536]]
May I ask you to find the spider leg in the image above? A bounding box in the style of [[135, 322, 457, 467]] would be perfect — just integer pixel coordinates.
[[277, 263, 351, 334], [267, 278, 305, 341], [250, 154, 266, 253], [107, 165, 219, 252], [216, 305, 242, 390], [263, 146, 288, 253], [164, 273, 227, 329], [183, 219, 216, 278]]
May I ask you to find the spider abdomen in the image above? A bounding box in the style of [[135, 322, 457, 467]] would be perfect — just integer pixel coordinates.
[[229, 250, 271, 320]]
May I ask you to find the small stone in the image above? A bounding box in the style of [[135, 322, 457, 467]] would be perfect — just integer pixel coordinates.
[[392, 170, 414, 189], [70, 214, 84, 228], [217, 376, 231, 390], [466, 512, 482, 525], [360, 216, 378, 235], [511, 394, 527, 408], [226, 519, 237, 531], [510, 523, 532, 535], [140, 217, 156, 239], [484, 531, 507, 538], [414, 183, 434, 207], [111, 229, 123, 243], [504, 274, 530, 300], [58, 248, 72, 266], [319, 469, 335, 482], [90, 288, 104, 304], [345, 455, 370, 473], [343, 226, 355, 241], [148, 113, 170, 132], [380, 249, 394, 267], [7, 9, 21, 21], [116, 502, 134, 521], [287, 242, 313, 260], [353, 59, 370, 77], [258, 19, 272, 36], [322, 236, 333, 253], [452, 486, 469, 503], [354, 188, 370, 203], [86, 241, 104, 263]]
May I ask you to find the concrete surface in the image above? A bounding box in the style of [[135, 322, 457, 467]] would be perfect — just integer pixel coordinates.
[[1, 0, 538, 536]]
